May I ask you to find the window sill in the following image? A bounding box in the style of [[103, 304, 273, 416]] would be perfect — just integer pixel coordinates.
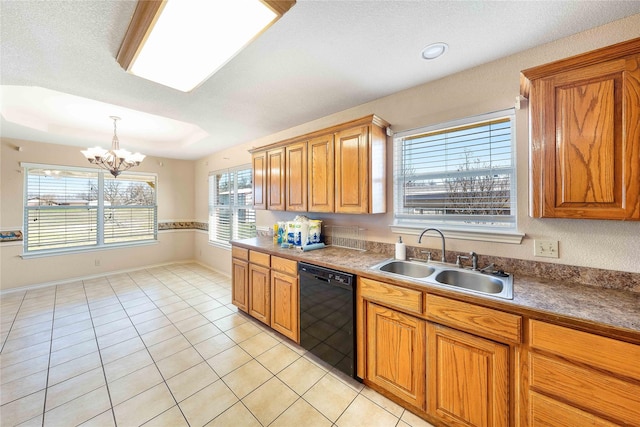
[[20, 240, 158, 259], [390, 225, 524, 244]]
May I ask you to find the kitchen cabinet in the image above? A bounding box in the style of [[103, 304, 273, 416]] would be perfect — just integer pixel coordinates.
[[365, 302, 426, 410], [266, 147, 286, 211], [285, 142, 307, 212], [231, 245, 299, 343], [248, 251, 271, 325], [358, 277, 426, 409], [426, 294, 517, 427], [231, 247, 249, 312], [358, 277, 519, 425], [308, 133, 335, 212], [427, 323, 509, 427], [250, 115, 389, 213], [252, 151, 267, 210], [521, 38, 640, 219], [270, 256, 299, 342], [334, 122, 387, 214], [527, 320, 640, 426]]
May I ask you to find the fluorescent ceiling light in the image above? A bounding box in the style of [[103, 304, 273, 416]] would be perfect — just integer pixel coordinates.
[[117, 0, 296, 92]]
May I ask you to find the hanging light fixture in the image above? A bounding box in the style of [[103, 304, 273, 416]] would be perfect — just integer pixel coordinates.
[[81, 116, 146, 177]]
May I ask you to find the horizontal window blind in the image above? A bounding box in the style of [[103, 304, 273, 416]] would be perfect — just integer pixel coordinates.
[[209, 165, 256, 246], [23, 165, 157, 253], [394, 110, 516, 230], [25, 168, 99, 250], [103, 174, 157, 243]]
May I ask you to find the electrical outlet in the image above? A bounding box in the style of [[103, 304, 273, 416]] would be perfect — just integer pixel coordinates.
[[534, 240, 559, 258], [95, 259, 101, 267]]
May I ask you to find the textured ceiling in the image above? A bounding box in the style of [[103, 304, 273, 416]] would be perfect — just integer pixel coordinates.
[[1, 0, 639, 160]]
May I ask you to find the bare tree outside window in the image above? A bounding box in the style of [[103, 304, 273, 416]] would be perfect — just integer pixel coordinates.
[[444, 150, 511, 216]]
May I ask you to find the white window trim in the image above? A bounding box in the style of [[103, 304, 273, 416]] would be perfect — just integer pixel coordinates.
[[21, 162, 158, 255], [391, 110, 524, 244]]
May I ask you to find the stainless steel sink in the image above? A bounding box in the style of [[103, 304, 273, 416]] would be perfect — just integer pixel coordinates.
[[435, 269, 504, 294], [377, 260, 435, 278], [370, 259, 513, 299]]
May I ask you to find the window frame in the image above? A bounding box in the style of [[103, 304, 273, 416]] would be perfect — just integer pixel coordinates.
[[22, 163, 158, 256], [208, 164, 256, 248], [391, 109, 524, 244]]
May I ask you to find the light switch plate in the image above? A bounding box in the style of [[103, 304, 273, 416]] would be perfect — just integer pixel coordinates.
[[534, 240, 559, 258]]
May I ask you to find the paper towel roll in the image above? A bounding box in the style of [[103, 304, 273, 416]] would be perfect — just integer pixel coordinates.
[[298, 243, 326, 252]]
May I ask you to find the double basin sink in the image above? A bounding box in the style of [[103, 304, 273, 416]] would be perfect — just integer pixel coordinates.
[[370, 259, 513, 299]]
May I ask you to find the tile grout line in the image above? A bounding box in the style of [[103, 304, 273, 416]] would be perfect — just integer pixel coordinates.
[[84, 276, 119, 427]]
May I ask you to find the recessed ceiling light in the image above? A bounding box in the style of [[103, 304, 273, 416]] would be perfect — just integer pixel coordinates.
[[421, 42, 448, 60]]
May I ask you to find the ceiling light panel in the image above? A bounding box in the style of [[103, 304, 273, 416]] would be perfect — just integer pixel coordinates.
[[121, 0, 294, 92]]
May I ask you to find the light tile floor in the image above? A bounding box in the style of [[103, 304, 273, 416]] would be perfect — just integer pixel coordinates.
[[0, 263, 435, 427]]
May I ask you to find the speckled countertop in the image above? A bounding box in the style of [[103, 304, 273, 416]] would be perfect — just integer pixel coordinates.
[[232, 237, 640, 343]]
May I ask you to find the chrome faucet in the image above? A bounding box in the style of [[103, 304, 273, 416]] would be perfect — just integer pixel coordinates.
[[417, 228, 446, 263], [470, 251, 479, 270]]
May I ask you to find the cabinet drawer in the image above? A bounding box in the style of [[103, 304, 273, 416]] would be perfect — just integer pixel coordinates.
[[530, 352, 640, 425], [426, 294, 521, 343], [529, 391, 618, 427], [359, 277, 423, 315], [530, 320, 640, 379], [249, 250, 270, 267], [232, 246, 249, 260], [271, 256, 297, 275]]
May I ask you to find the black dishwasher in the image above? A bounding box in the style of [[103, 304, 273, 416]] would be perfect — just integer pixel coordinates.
[[298, 262, 357, 379]]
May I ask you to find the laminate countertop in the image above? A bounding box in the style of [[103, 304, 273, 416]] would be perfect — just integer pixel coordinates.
[[232, 237, 640, 343]]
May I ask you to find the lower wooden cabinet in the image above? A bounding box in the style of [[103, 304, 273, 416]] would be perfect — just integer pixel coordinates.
[[270, 255, 299, 342], [248, 263, 270, 325], [365, 302, 426, 410], [231, 247, 249, 312], [231, 246, 299, 343], [428, 323, 509, 427], [528, 320, 640, 426], [231, 258, 249, 312]]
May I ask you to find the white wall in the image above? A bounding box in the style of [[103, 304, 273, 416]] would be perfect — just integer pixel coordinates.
[[195, 14, 640, 275], [0, 137, 196, 291]]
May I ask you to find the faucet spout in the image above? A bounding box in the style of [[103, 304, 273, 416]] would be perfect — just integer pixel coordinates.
[[417, 228, 446, 263]]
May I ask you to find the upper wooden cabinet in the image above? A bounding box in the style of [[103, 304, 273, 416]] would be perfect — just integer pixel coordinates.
[[266, 148, 286, 211], [285, 142, 307, 212], [252, 151, 267, 210], [308, 133, 335, 212], [521, 38, 640, 220], [250, 115, 390, 214]]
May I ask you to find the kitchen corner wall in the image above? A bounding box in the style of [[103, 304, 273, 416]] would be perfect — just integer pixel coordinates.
[[0, 137, 196, 291], [196, 13, 640, 276]]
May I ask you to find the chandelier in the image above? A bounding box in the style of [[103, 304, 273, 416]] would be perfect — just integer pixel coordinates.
[[81, 116, 145, 177]]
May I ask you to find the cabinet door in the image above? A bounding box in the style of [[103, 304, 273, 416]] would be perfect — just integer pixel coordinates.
[[530, 54, 640, 219], [366, 302, 426, 409], [270, 271, 299, 342], [308, 134, 335, 212], [248, 264, 270, 325], [286, 142, 307, 211], [427, 323, 509, 427], [231, 258, 249, 312], [267, 147, 286, 211], [335, 126, 369, 214], [252, 151, 267, 210]]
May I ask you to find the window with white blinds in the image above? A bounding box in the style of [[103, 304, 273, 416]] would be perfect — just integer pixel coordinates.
[[24, 165, 157, 253], [208, 165, 256, 247], [394, 110, 517, 232]]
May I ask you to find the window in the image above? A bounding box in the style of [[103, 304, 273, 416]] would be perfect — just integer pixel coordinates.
[[393, 109, 518, 237], [23, 164, 157, 254], [208, 165, 256, 247]]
